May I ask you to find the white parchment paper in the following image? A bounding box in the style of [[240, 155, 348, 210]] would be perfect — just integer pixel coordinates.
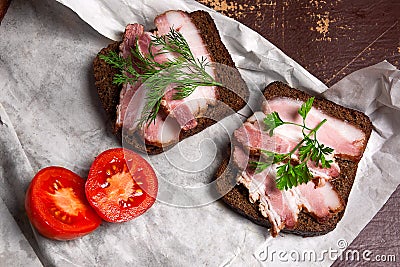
[[0, 0, 399, 266], [0, 105, 42, 266]]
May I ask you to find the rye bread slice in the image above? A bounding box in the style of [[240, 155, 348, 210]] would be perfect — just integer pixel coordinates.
[[93, 10, 249, 155], [215, 81, 373, 237]]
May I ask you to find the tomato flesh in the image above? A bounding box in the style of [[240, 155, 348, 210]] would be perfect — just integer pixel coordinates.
[[25, 166, 102, 240], [85, 148, 158, 222]]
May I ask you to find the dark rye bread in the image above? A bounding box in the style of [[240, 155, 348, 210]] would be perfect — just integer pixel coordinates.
[[93, 10, 248, 155], [215, 81, 372, 236], [94, 41, 121, 125]]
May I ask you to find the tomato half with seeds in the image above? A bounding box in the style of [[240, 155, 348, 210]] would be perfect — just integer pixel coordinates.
[[85, 148, 158, 222], [25, 166, 102, 240]]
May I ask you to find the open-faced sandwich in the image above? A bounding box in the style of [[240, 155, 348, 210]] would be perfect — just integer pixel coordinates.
[[216, 81, 372, 237], [93, 9, 372, 238], [93, 10, 248, 154]]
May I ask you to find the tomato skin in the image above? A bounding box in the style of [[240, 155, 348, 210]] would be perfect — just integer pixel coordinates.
[[85, 148, 158, 222], [25, 167, 102, 240]]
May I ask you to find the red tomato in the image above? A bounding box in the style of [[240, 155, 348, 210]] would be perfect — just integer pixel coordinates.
[[25, 166, 102, 240], [85, 148, 158, 222]]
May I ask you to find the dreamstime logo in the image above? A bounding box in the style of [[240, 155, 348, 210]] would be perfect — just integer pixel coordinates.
[[256, 238, 397, 263], [121, 62, 270, 207]]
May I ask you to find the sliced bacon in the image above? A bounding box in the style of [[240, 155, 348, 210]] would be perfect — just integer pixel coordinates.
[[155, 10, 212, 65], [138, 32, 178, 64], [307, 155, 340, 184], [161, 87, 198, 130], [248, 168, 299, 231], [293, 181, 343, 219], [232, 145, 250, 171], [119, 24, 171, 65], [237, 166, 343, 236], [116, 12, 219, 146], [233, 121, 341, 182], [231, 96, 361, 236], [154, 10, 218, 130], [116, 81, 143, 130], [141, 113, 181, 147], [233, 120, 295, 155], [119, 24, 144, 60], [264, 97, 367, 161], [116, 24, 146, 129], [116, 24, 181, 144]]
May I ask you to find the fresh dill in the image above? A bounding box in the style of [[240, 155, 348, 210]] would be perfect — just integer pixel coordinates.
[[99, 28, 222, 127], [250, 97, 334, 190]]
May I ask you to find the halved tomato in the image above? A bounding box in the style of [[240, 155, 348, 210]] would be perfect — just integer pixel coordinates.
[[25, 166, 102, 240], [85, 148, 158, 222]]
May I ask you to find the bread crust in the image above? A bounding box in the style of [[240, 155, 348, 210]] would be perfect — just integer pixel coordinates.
[[93, 10, 249, 154], [215, 81, 372, 236]]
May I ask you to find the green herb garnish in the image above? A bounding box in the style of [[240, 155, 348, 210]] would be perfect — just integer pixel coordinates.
[[99, 28, 222, 127], [251, 97, 334, 190]]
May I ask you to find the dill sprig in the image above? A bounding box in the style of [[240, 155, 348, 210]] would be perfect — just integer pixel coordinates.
[[250, 97, 334, 190], [99, 28, 222, 127]]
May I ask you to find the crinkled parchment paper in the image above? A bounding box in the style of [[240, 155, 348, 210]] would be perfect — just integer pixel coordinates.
[[0, 0, 399, 265], [0, 105, 42, 266]]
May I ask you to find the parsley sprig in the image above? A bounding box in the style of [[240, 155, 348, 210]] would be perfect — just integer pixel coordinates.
[[99, 28, 222, 127], [250, 97, 334, 190]]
